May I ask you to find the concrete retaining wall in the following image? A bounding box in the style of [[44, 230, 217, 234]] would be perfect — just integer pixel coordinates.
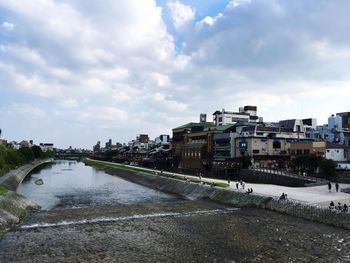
[[0, 160, 50, 237], [102, 166, 350, 230], [0, 159, 52, 191]]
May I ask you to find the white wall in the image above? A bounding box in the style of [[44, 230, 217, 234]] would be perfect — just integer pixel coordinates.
[[326, 148, 346, 162]]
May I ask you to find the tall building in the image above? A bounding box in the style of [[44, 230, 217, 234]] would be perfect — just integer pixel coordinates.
[[337, 112, 350, 129], [327, 114, 344, 144], [212, 105, 261, 126]]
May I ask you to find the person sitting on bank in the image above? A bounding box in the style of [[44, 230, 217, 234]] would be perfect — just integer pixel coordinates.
[[343, 203, 348, 213], [279, 193, 286, 200], [329, 201, 335, 210], [246, 188, 253, 194]]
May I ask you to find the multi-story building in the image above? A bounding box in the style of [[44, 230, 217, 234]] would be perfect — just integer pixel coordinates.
[[337, 112, 350, 129], [327, 114, 344, 144], [290, 141, 326, 158], [155, 135, 170, 147], [212, 105, 262, 126], [93, 141, 101, 153]]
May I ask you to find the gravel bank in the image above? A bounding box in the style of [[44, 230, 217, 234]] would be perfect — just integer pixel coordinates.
[[1, 200, 350, 262]]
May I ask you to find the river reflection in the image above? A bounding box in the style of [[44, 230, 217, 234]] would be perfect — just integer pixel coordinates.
[[17, 160, 178, 210]]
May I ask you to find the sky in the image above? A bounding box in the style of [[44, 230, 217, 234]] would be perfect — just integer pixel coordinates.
[[1, 0, 350, 149]]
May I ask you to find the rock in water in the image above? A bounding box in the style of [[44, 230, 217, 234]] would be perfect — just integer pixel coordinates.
[[35, 179, 44, 186]]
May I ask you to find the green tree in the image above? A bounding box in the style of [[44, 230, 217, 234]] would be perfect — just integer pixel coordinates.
[[18, 147, 35, 162], [31, 145, 43, 158], [289, 154, 336, 178]]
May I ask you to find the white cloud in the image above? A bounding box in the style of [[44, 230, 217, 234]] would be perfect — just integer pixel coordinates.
[[60, 98, 78, 109], [2, 0, 350, 147], [13, 103, 47, 119], [167, 0, 195, 30], [2, 21, 14, 30], [196, 13, 223, 28]]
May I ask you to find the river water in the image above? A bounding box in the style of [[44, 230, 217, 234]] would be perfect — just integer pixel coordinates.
[[17, 160, 178, 210], [1, 160, 350, 262]]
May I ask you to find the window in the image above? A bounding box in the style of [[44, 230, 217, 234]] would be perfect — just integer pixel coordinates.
[[304, 149, 310, 154], [253, 149, 260, 154], [296, 149, 302, 155], [273, 141, 281, 149], [218, 117, 223, 122]]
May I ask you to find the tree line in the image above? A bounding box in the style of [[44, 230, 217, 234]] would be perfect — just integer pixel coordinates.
[[0, 145, 53, 176]]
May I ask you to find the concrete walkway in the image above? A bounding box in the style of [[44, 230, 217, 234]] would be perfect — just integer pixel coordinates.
[[88, 159, 350, 208]]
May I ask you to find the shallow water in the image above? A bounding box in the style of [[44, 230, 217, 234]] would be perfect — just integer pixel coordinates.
[[17, 160, 178, 210]]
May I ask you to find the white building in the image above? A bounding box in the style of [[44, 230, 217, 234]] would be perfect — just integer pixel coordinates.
[[213, 106, 261, 126], [155, 134, 170, 146], [326, 143, 347, 162], [40, 143, 54, 152]]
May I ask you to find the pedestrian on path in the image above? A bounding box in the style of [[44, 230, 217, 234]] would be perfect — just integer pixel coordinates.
[[328, 182, 332, 192], [242, 181, 245, 190], [227, 178, 230, 185], [236, 182, 239, 190], [336, 182, 339, 192]]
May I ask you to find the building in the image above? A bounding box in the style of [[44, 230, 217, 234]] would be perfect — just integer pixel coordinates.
[[213, 132, 238, 161], [290, 141, 326, 158], [337, 112, 350, 129], [212, 105, 261, 126], [327, 114, 344, 144], [155, 135, 170, 146], [326, 142, 348, 162], [172, 118, 215, 158], [302, 118, 317, 130], [105, 139, 112, 149], [93, 141, 101, 153], [40, 143, 54, 152]]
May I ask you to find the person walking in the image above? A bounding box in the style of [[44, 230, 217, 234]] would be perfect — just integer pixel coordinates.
[[236, 182, 239, 190], [328, 182, 332, 192], [242, 181, 245, 190], [336, 182, 339, 193]]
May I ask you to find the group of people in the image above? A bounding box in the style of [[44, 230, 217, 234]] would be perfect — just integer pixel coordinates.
[[279, 193, 288, 200], [329, 201, 348, 213], [235, 180, 246, 190], [246, 188, 253, 194], [327, 182, 340, 192]]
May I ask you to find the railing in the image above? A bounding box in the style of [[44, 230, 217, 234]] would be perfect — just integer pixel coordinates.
[[250, 167, 327, 184]]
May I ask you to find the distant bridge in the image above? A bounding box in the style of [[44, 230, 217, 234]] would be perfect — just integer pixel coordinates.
[[54, 152, 92, 160]]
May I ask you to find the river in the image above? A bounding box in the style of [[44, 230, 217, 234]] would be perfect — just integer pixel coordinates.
[[16, 160, 178, 210], [0, 160, 350, 262]]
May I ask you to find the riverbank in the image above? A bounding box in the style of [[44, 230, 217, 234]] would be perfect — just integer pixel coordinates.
[[0, 186, 39, 237], [0, 160, 50, 237], [0, 159, 53, 191], [85, 158, 350, 229]]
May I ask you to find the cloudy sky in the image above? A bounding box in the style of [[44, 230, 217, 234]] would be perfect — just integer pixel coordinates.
[[1, 0, 350, 149]]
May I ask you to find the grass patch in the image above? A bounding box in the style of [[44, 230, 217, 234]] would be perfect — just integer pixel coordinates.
[[84, 158, 229, 188], [212, 182, 230, 188], [0, 185, 8, 196]]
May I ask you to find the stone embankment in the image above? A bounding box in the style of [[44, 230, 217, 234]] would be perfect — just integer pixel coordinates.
[[0, 159, 51, 236], [87, 159, 350, 230]]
